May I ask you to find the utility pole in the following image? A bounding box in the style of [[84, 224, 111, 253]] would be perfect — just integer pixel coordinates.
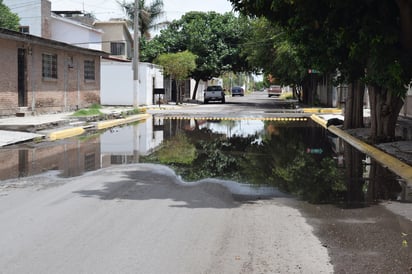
[[133, 0, 139, 107]]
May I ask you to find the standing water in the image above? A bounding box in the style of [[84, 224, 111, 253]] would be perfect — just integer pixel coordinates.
[[0, 116, 408, 205]]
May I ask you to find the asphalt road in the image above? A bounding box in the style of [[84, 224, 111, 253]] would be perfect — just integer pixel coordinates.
[[0, 164, 332, 274], [1, 91, 412, 273]]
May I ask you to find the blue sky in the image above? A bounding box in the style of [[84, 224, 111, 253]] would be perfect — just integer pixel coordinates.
[[50, 0, 234, 22]]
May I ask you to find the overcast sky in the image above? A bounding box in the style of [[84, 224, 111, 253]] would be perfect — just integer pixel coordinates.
[[50, 0, 234, 22]]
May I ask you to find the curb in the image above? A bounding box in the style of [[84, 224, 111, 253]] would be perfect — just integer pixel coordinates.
[[47, 113, 151, 141], [311, 114, 412, 184], [96, 113, 151, 130], [303, 108, 342, 114], [48, 127, 85, 141]]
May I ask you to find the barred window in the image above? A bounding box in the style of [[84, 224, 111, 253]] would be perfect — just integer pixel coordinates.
[[110, 42, 125, 55], [42, 53, 57, 79], [84, 60, 95, 80]]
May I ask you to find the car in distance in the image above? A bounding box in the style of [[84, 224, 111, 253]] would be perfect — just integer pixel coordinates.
[[204, 85, 225, 103], [267, 85, 282, 97], [231, 86, 244, 97]]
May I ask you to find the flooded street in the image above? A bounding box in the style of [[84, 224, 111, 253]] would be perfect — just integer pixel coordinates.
[[1, 94, 412, 273], [2, 116, 410, 206]]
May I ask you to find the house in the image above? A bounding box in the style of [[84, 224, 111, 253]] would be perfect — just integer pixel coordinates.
[[100, 61, 164, 106], [4, 0, 103, 50], [94, 20, 133, 60], [0, 28, 107, 116]]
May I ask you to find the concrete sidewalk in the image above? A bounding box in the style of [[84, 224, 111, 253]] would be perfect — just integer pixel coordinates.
[[0, 106, 158, 147]]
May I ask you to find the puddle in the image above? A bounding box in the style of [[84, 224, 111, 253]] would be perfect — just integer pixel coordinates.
[[0, 117, 408, 205]]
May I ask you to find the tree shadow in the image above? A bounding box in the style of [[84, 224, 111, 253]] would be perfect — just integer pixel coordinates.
[[73, 165, 283, 209]]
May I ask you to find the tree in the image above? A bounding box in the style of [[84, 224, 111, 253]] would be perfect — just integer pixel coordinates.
[[0, 0, 19, 31], [118, 0, 164, 39], [241, 17, 307, 101], [154, 50, 197, 104], [142, 11, 252, 100], [230, 0, 412, 142]]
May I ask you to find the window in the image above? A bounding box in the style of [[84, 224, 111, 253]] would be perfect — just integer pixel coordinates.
[[110, 42, 125, 55], [42, 53, 57, 79], [84, 60, 95, 80], [19, 26, 30, 34]]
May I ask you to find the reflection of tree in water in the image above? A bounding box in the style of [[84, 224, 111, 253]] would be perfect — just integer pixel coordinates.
[[244, 122, 345, 203], [341, 143, 402, 207], [144, 119, 393, 204], [366, 159, 402, 203]]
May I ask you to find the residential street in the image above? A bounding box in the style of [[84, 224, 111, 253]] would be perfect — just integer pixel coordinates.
[[0, 92, 412, 273], [0, 164, 332, 274]]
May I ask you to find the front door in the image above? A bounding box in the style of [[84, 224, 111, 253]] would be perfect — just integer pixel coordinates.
[[17, 48, 27, 107]]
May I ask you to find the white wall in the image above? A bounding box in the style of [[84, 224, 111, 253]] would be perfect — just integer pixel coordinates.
[[100, 116, 163, 158], [139, 62, 164, 105], [101, 61, 164, 106], [101, 62, 134, 105], [50, 15, 102, 50], [4, 0, 43, 36]]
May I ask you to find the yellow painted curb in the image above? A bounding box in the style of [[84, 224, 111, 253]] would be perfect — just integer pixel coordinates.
[[96, 113, 151, 130], [48, 127, 85, 141], [311, 114, 412, 184], [303, 108, 342, 114]]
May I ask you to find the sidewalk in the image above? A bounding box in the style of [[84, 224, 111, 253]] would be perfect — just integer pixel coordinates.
[[0, 106, 157, 146]]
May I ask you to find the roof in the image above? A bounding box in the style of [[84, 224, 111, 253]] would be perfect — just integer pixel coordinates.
[[0, 28, 108, 57]]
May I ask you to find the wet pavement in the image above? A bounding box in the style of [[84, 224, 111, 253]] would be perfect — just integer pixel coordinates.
[[1, 104, 412, 273]]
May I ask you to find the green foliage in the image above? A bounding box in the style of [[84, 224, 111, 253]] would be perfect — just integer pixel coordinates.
[[141, 11, 252, 80], [72, 108, 102, 117], [0, 1, 20, 31], [89, 103, 101, 109], [154, 51, 197, 80], [118, 0, 164, 38], [230, 0, 412, 96], [152, 133, 197, 165]]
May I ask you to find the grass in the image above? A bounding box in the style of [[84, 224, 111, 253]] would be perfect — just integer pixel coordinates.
[[73, 104, 103, 117]]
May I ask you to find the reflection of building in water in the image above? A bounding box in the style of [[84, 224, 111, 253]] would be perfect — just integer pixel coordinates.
[[0, 139, 100, 180], [327, 135, 345, 167], [100, 117, 163, 166]]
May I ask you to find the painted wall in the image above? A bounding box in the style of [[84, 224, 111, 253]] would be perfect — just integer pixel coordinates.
[[100, 61, 163, 106], [4, 0, 46, 37], [94, 22, 133, 59], [50, 15, 102, 51]]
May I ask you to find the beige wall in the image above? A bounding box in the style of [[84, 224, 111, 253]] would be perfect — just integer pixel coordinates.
[[94, 22, 133, 59], [0, 38, 101, 116]]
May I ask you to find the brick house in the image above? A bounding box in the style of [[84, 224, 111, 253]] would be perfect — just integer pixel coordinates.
[[0, 28, 107, 116]]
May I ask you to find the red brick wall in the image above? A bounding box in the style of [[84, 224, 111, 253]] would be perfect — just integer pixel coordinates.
[[0, 40, 19, 116], [0, 138, 101, 181], [0, 38, 101, 116]]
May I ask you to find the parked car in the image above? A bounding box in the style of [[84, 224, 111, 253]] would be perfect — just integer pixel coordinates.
[[267, 85, 282, 97], [204, 85, 225, 103], [231, 86, 244, 97]]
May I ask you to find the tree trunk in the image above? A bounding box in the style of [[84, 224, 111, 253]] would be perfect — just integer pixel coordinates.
[[302, 75, 317, 105], [343, 144, 365, 206], [344, 80, 364, 129], [366, 159, 401, 202], [191, 78, 201, 100], [396, 0, 412, 51], [368, 85, 404, 143]]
